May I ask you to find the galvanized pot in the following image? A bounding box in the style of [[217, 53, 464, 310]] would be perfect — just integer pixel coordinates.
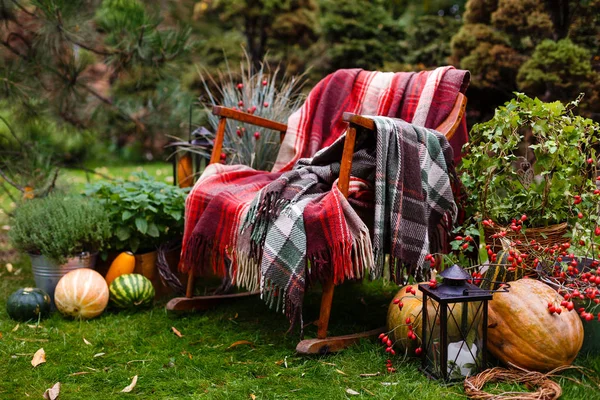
[[29, 252, 97, 304]]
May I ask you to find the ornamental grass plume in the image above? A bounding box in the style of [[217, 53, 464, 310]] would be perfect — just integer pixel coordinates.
[[197, 54, 306, 171]]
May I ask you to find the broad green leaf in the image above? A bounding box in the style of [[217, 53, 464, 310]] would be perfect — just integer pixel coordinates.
[[147, 223, 160, 238], [135, 217, 148, 234], [116, 227, 131, 241], [122, 210, 134, 221]]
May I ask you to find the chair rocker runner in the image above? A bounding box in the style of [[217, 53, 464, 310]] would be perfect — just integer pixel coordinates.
[[166, 89, 467, 354]]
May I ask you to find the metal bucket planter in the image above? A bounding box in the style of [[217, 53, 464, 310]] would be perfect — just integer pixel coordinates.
[[30, 252, 97, 305]]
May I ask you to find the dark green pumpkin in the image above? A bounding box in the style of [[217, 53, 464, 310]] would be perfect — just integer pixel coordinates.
[[6, 288, 51, 321], [481, 250, 525, 290]]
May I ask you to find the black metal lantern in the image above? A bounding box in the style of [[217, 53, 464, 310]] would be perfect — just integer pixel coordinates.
[[418, 264, 494, 381]]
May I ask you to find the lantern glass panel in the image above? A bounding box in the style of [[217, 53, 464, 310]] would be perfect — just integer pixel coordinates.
[[422, 296, 487, 381]]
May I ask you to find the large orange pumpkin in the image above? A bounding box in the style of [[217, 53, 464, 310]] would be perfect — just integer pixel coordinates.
[[55, 268, 109, 319], [387, 284, 479, 353], [487, 279, 584, 371]]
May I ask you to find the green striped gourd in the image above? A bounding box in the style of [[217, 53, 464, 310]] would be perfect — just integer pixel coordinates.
[[109, 273, 155, 309], [481, 249, 525, 290]]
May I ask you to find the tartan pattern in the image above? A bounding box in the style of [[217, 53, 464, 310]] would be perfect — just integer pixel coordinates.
[[180, 67, 469, 330], [244, 119, 456, 330], [369, 117, 457, 281]]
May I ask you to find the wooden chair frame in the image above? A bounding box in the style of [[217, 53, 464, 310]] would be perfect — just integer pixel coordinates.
[[166, 94, 467, 354]]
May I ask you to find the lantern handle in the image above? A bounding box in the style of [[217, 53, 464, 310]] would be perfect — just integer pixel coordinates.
[[462, 282, 510, 296]]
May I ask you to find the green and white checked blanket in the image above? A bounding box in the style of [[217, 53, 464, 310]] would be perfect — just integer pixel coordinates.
[[240, 117, 457, 332]]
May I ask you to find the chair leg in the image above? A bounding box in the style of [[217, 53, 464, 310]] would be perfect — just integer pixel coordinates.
[[317, 278, 335, 339], [186, 270, 195, 298], [296, 278, 385, 355], [165, 269, 259, 312]]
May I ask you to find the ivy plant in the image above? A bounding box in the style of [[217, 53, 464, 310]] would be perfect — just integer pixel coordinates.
[[459, 93, 600, 227], [85, 172, 189, 254]]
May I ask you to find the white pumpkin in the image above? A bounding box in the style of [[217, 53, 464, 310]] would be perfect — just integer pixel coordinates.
[[54, 268, 109, 319]]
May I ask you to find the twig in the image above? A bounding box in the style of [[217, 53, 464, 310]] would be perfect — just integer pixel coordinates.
[[359, 372, 381, 377], [0, 167, 24, 192], [0, 181, 18, 204], [10, 0, 36, 17], [73, 166, 114, 181]]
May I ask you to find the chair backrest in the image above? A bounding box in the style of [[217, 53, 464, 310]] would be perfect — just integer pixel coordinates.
[[272, 68, 470, 173]]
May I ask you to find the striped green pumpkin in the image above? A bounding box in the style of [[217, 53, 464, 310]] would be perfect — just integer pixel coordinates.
[[109, 274, 155, 309], [481, 250, 525, 290]]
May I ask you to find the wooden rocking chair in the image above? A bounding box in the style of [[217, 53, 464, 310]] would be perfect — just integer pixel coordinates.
[[166, 92, 467, 354]]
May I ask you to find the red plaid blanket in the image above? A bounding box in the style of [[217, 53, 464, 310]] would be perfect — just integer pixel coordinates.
[[180, 67, 470, 282]]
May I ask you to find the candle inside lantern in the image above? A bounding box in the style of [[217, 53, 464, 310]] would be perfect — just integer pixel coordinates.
[[447, 341, 477, 377]]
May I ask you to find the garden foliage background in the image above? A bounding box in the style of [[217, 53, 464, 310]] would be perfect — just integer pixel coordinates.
[[0, 0, 599, 170]]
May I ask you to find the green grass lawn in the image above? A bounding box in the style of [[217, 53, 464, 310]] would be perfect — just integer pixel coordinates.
[[0, 164, 599, 399]]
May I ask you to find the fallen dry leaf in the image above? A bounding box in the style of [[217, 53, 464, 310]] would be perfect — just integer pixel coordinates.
[[359, 372, 381, 377], [12, 323, 19, 332], [14, 337, 48, 342], [121, 375, 138, 393], [31, 348, 46, 367], [319, 361, 336, 366], [6, 263, 13, 273], [171, 327, 183, 338], [227, 340, 255, 350], [83, 338, 91, 346], [362, 387, 375, 396], [43, 382, 60, 400], [69, 371, 91, 376], [346, 388, 360, 396], [27, 324, 43, 329], [250, 394, 256, 400], [335, 369, 346, 376], [93, 352, 105, 358]]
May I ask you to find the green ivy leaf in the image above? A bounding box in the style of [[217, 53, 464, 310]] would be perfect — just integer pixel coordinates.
[[122, 210, 134, 221], [135, 217, 148, 234]]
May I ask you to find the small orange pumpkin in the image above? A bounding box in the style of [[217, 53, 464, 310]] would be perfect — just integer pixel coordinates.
[[105, 251, 136, 286], [487, 279, 584, 371], [55, 268, 109, 319], [387, 284, 478, 353]]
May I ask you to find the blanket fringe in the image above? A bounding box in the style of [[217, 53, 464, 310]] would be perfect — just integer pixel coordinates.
[[181, 233, 227, 278], [260, 278, 304, 337], [306, 225, 374, 285], [233, 250, 261, 292]]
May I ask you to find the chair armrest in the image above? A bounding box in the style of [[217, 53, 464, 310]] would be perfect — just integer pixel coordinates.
[[338, 93, 468, 197], [209, 106, 288, 165], [212, 106, 288, 132]]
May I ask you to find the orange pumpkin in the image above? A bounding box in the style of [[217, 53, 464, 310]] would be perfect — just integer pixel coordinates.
[[487, 279, 584, 371], [55, 268, 109, 319], [387, 284, 478, 353], [105, 251, 136, 286]]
